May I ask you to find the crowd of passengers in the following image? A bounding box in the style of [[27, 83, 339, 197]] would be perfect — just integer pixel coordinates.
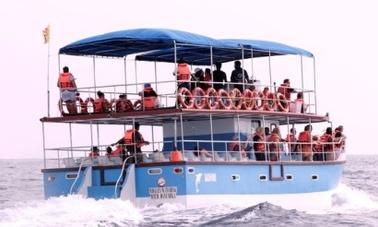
[[86, 122, 346, 164], [57, 60, 304, 115]]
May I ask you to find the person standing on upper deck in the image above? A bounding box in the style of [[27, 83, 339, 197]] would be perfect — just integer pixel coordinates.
[[212, 62, 227, 91], [174, 58, 191, 90], [230, 60, 249, 92], [277, 78, 296, 101], [57, 66, 78, 114]]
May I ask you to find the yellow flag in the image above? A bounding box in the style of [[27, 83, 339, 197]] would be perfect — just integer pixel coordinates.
[[42, 25, 50, 44]]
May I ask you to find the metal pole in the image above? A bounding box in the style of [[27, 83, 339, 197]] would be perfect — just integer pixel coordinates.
[[300, 56, 304, 97], [209, 113, 215, 161], [151, 125, 155, 151], [268, 51, 272, 89], [42, 122, 47, 168], [241, 46, 245, 90], [132, 118, 137, 164], [46, 42, 51, 117], [96, 124, 100, 148], [174, 118, 177, 148], [237, 114, 242, 160], [124, 56, 128, 94], [250, 48, 254, 81], [210, 46, 213, 87], [312, 57, 318, 114], [309, 117, 313, 161], [90, 121, 93, 156], [262, 115, 267, 161], [286, 116, 290, 161], [154, 61, 158, 93], [180, 114, 185, 158], [69, 123, 73, 158], [174, 41, 178, 108], [93, 57, 97, 96], [134, 60, 138, 94]]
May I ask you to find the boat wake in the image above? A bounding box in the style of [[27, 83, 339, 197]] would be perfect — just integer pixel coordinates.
[[0, 195, 142, 227]]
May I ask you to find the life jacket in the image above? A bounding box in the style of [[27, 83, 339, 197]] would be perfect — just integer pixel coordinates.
[[112, 146, 123, 156], [268, 133, 280, 152], [254, 134, 265, 152], [94, 99, 103, 113], [298, 131, 311, 151], [58, 73, 74, 89], [124, 129, 145, 147], [177, 63, 191, 81], [124, 129, 134, 145], [320, 134, 333, 151], [170, 149, 183, 161], [228, 140, 239, 152], [277, 83, 291, 100], [143, 87, 157, 109]]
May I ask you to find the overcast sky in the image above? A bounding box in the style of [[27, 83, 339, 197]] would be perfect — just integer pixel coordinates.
[[0, 0, 377, 159]]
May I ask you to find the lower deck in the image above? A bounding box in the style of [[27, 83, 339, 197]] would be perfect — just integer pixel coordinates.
[[42, 160, 345, 208]]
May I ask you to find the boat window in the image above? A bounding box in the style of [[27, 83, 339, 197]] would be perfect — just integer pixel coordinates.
[[231, 174, 240, 181], [65, 173, 78, 179], [259, 175, 267, 181], [311, 174, 319, 180], [148, 168, 162, 175], [173, 167, 184, 174], [187, 167, 195, 174], [285, 174, 293, 181]]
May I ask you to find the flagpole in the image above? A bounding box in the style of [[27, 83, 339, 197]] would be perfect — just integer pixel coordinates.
[[47, 36, 50, 117]]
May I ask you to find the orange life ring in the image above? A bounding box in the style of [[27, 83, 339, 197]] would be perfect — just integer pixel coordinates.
[[134, 100, 142, 110], [230, 88, 243, 110], [82, 97, 95, 113], [177, 87, 194, 109], [276, 93, 289, 112], [217, 89, 234, 110], [264, 92, 277, 111], [205, 87, 219, 109], [255, 91, 265, 111], [192, 87, 206, 109], [242, 89, 257, 110], [116, 99, 134, 112]]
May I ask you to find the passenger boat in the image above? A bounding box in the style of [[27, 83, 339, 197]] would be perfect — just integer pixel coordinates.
[[41, 28, 346, 210]]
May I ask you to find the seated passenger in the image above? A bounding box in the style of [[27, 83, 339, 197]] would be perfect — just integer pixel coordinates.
[[253, 127, 266, 161], [312, 135, 324, 161], [286, 128, 298, 157], [228, 137, 247, 159], [290, 92, 306, 113], [152, 149, 167, 162], [267, 128, 282, 161], [191, 68, 207, 91], [141, 83, 158, 109], [204, 68, 212, 89], [94, 91, 110, 113], [193, 146, 213, 161], [89, 146, 99, 157], [320, 127, 335, 161], [106, 146, 113, 157], [298, 124, 313, 161], [170, 147, 183, 162], [116, 94, 133, 112]]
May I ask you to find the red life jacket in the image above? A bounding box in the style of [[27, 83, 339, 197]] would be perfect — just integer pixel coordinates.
[[254, 134, 265, 152], [170, 149, 183, 161], [124, 129, 145, 147], [58, 73, 74, 89], [320, 134, 333, 151], [298, 131, 311, 150], [177, 63, 191, 81], [143, 87, 157, 108], [94, 99, 103, 112]]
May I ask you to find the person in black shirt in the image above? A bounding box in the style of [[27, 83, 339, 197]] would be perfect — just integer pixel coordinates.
[[212, 62, 227, 90], [230, 60, 249, 92]]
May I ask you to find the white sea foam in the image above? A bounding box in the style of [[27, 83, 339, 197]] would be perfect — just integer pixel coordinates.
[[330, 183, 378, 213], [0, 195, 142, 227]]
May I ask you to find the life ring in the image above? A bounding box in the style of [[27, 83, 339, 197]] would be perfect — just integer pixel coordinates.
[[242, 89, 256, 110], [264, 92, 277, 111], [255, 91, 265, 111], [58, 99, 64, 115], [134, 100, 142, 110], [229, 88, 243, 110], [217, 89, 234, 110], [192, 87, 206, 109], [82, 97, 95, 113], [75, 96, 84, 114], [177, 87, 194, 109], [276, 93, 289, 112], [116, 99, 134, 112], [205, 87, 219, 109]]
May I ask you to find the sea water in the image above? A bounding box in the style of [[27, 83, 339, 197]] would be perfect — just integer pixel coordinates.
[[0, 155, 377, 227]]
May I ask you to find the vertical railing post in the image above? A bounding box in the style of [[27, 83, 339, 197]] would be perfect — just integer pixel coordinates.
[[69, 123, 73, 158], [93, 57, 97, 96], [180, 114, 185, 158], [42, 122, 47, 168], [312, 57, 318, 114], [210, 113, 215, 161]]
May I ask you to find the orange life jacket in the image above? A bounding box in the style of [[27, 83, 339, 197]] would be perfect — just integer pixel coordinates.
[[94, 99, 103, 112], [268, 133, 280, 152], [59, 73, 74, 89], [112, 146, 123, 156], [170, 149, 183, 161], [277, 83, 291, 100], [298, 131, 311, 150], [320, 134, 333, 151], [254, 134, 265, 152], [124, 129, 144, 147], [177, 63, 191, 81]]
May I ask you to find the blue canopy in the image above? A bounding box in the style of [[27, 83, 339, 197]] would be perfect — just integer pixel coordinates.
[[59, 28, 228, 57]]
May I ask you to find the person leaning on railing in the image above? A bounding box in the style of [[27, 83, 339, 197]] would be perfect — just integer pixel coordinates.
[[268, 128, 282, 161], [298, 124, 313, 161], [253, 127, 266, 161], [320, 127, 335, 161]]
